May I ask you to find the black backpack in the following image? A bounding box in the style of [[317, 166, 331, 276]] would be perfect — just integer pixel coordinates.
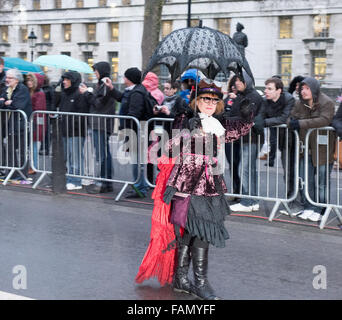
[[143, 91, 158, 121]]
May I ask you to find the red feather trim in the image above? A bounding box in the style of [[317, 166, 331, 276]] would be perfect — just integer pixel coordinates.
[[135, 155, 180, 286]]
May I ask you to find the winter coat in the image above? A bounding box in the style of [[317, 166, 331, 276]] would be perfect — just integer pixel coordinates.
[[229, 75, 264, 144], [331, 102, 342, 138], [262, 91, 295, 150], [26, 73, 47, 142], [0, 82, 32, 133], [85, 61, 120, 132], [42, 84, 55, 111], [0, 71, 6, 96], [157, 94, 188, 119], [0, 71, 6, 136], [288, 77, 335, 166], [111, 83, 150, 121], [58, 71, 91, 137]]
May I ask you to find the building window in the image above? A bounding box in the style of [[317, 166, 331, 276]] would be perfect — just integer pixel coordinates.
[[76, 0, 84, 8], [18, 52, 27, 61], [99, 0, 107, 6], [63, 24, 72, 42], [217, 18, 231, 36], [279, 16, 292, 39], [161, 20, 173, 39], [19, 25, 28, 43], [109, 22, 119, 42], [277, 50, 292, 86], [84, 51, 94, 81], [0, 26, 8, 43], [311, 50, 326, 80], [55, 0, 62, 9], [108, 52, 119, 82], [0, 52, 5, 57], [33, 0, 40, 10], [313, 15, 330, 38], [122, 0, 131, 5], [86, 23, 96, 42], [38, 51, 48, 73], [61, 51, 71, 56], [41, 25, 51, 42]]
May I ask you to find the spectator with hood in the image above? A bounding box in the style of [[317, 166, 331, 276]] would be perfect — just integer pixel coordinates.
[[180, 69, 200, 104], [228, 72, 265, 213], [287, 77, 335, 222], [288, 75, 305, 100], [142, 72, 164, 106], [25, 72, 47, 174], [80, 61, 121, 194], [58, 71, 91, 191]]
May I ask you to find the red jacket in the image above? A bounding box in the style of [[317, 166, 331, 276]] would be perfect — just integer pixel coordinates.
[[27, 73, 47, 141]]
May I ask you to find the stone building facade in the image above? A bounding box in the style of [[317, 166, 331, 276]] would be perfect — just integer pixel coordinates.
[[0, 0, 341, 89]]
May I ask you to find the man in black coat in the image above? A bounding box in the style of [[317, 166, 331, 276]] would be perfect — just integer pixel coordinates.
[[58, 71, 91, 190], [80, 61, 121, 194], [229, 73, 265, 213], [0, 68, 32, 179], [105, 67, 150, 198], [262, 77, 295, 199]]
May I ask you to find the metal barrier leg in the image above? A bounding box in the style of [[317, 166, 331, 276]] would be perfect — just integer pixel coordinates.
[[32, 172, 47, 189], [268, 200, 281, 221], [319, 206, 342, 229], [115, 182, 130, 202], [3, 168, 15, 185]]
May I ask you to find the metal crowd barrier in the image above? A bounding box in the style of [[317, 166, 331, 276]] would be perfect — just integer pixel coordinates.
[[5, 111, 342, 230], [0, 109, 29, 184], [227, 125, 301, 221], [29, 111, 141, 201], [304, 126, 342, 229], [143, 117, 174, 188], [144, 119, 301, 222]]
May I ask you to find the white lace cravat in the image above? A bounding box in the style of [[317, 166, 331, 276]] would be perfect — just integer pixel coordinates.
[[199, 112, 226, 137]]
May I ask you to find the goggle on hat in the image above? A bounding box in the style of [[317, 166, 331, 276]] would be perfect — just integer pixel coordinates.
[[190, 78, 223, 102]]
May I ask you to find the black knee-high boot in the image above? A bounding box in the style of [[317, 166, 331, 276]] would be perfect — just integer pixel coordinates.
[[190, 245, 221, 300], [173, 244, 191, 294]]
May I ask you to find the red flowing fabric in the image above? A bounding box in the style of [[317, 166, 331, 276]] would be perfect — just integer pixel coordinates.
[[135, 155, 179, 286]]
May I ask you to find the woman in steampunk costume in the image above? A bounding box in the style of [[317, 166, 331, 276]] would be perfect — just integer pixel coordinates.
[[136, 78, 254, 300]]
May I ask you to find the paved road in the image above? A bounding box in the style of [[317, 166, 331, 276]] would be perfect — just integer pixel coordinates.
[[0, 186, 341, 300]]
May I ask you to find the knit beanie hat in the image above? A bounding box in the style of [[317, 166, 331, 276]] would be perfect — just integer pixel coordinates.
[[124, 67, 142, 84]]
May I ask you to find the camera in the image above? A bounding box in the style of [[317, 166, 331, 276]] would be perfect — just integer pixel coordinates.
[[155, 105, 162, 111]]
